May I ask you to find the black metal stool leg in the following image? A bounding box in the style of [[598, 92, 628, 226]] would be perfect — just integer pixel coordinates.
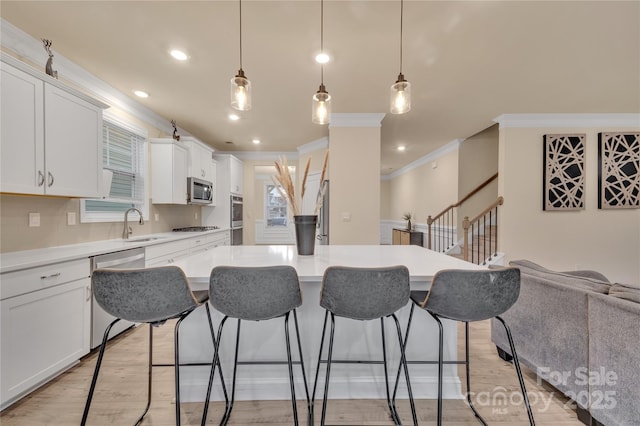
[[428, 312, 444, 426], [463, 321, 488, 426], [220, 318, 242, 426], [292, 309, 311, 426], [496, 316, 535, 426], [380, 317, 400, 425], [284, 312, 300, 425], [320, 313, 336, 426], [81, 318, 119, 425], [133, 324, 154, 426], [311, 310, 330, 426], [392, 303, 415, 406], [202, 316, 229, 426], [391, 313, 418, 426], [174, 312, 194, 426]]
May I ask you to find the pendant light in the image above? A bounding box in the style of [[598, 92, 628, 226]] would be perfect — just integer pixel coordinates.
[[312, 0, 331, 125], [390, 0, 411, 114], [231, 0, 251, 111]]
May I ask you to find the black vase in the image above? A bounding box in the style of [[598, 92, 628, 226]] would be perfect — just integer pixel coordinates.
[[294, 215, 317, 255]]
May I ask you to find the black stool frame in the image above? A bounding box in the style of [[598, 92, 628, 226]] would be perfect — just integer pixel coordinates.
[[201, 309, 310, 426], [311, 310, 418, 426], [82, 303, 227, 426]]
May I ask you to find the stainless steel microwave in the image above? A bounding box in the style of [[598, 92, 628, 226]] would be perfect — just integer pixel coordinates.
[[187, 177, 213, 204]]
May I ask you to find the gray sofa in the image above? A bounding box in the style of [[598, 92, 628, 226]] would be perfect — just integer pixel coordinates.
[[491, 260, 640, 426]]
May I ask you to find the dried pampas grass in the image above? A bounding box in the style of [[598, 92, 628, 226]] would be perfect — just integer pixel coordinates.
[[272, 151, 329, 217]]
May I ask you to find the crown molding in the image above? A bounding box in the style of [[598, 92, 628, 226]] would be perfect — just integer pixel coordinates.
[[223, 151, 298, 162], [1, 18, 181, 137], [382, 138, 464, 181], [329, 113, 386, 128], [297, 137, 328, 155], [494, 113, 640, 129]]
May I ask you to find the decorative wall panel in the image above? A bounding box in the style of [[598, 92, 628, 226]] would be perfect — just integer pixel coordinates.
[[598, 132, 640, 209], [543, 134, 586, 211]]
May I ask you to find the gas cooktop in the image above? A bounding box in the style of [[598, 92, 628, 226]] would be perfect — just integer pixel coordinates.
[[172, 226, 220, 232]]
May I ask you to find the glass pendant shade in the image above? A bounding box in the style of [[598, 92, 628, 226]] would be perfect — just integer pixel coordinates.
[[312, 84, 331, 125], [231, 68, 251, 111], [390, 73, 411, 114]]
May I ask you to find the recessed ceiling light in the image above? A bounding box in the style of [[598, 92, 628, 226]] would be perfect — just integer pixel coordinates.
[[229, 114, 240, 121], [397, 145, 406, 151], [252, 139, 261, 145], [170, 49, 188, 61], [315, 52, 330, 64], [133, 90, 149, 98]]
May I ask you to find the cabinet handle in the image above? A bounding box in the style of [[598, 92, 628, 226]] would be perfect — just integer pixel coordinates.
[[201, 169, 205, 177], [37, 170, 45, 187], [40, 272, 61, 280], [86, 285, 92, 301], [47, 172, 54, 187]]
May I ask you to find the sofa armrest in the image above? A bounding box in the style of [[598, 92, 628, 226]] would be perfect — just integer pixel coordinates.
[[588, 292, 640, 426], [561, 270, 610, 283]]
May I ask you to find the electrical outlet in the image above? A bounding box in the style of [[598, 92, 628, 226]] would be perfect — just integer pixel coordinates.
[[67, 212, 77, 226], [154, 213, 160, 221], [28, 212, 40, 227], [341, 212, 351, 222], [195, 212, 198, 220]]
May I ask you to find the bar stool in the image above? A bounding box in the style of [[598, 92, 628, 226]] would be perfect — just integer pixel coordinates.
[[398, 267, 535, 426], [311, 265, 418, 426], [82, 266, 226, 426], [201, 265, 310, 426]]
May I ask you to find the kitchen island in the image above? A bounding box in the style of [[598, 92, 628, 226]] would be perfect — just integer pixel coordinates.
[[173, 245, 483, 403]]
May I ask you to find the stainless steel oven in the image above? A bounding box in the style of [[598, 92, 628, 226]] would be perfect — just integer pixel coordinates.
[[230, 195, 243, 245]]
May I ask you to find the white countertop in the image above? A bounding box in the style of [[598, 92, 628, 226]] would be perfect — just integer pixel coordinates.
[[174, 244, 484, 286], [0, 228, 230, 274]]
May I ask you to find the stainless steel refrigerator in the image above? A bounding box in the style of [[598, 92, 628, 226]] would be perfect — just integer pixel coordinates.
[[317, 180, 329, 245]]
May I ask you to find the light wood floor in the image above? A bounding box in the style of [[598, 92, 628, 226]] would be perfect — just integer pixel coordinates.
[[0, 319, 583, 425]]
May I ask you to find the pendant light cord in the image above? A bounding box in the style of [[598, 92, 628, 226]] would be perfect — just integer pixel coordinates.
[[399, 0, 403, 75], [239, 0, 243, 70], [320, 0, 324, 86]]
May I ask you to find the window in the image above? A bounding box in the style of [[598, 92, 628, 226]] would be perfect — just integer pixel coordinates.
[[80, 113, 148, 223], [265, 183, 288, 227]]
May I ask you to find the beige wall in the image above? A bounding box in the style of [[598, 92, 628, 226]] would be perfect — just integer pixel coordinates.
[[458, 125, 499, 230], [499, 126, 640, 283], [329, 127, 380, 244], [0, 106, 202, 253], [384, 149, 459, 224]]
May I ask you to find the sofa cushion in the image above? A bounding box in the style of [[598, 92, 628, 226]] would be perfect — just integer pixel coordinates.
[[509, 259, 611, 294], [608, 282, 640, 304]]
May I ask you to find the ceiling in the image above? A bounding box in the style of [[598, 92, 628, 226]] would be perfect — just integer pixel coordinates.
[[2, 1, 639, 174]]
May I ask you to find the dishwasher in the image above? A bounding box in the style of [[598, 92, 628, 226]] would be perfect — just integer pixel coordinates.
[[90, 247, 146, 349]]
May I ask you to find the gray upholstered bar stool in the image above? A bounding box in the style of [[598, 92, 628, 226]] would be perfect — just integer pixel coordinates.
[[397, 268, 535, 426], [311, 265, 418, 426], [201, 265, 310, 426], [82, 266, 225, 426]]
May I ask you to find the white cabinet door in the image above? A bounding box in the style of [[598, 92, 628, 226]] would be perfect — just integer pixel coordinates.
[[229, 155, 243, 195], [0, 64, 45, 195], [1, 59, 105, 198], [150, 140, 188, 204], [44, 84, 103, 197], [0, 279, 91, 409]]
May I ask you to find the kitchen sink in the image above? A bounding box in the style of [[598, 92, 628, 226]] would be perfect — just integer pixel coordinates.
[[123, 236, 165, 243]]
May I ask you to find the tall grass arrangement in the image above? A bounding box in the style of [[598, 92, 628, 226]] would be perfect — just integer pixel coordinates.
[[273, 150, 329, 216]]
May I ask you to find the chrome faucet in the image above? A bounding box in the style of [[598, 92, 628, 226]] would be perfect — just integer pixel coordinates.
[[123, 208, 144, 239]]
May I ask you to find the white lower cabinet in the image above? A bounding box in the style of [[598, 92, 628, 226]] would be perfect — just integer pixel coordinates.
[[0, 260, 91, 409], [145, 238, 192, 266]]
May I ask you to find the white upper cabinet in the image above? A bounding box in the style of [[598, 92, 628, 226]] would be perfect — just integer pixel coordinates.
[[0, 55, 107, 197], [229, 155, 243, 195], [150, 139, 188, 204], [182, 136, 215, 183]]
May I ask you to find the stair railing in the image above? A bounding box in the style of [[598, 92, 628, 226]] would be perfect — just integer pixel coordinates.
[[463, 196, 504, 265], [426, 172, 498, 252]]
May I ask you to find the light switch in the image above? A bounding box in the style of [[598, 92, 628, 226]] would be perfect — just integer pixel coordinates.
[[154, 213, 160, 221], [28, 212, 40, 227], [67, 212, 77, 226]]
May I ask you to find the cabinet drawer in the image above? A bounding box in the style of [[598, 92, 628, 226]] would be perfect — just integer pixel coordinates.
[[0, 259, 90, 300], [145, 239, 192, 262]]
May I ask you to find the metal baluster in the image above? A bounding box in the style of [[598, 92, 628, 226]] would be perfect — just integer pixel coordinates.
[[483, 215, 487, 265], [495, 206, 499, 257], [489, 210, 493, 260], [471, 223, 475, 264]]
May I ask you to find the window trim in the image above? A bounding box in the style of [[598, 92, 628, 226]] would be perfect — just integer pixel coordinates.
[[80, 112, 149, 223]]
